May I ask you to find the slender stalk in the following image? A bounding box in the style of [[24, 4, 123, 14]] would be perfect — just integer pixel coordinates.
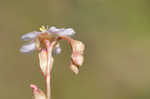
[[46, 57, 53, 99], [45, 40, 56, 99]]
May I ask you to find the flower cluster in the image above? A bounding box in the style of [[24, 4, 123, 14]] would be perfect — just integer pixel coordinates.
[[20, 26, 85, 99]]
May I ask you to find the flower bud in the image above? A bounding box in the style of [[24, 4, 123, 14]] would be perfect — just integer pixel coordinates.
[[71, 40, 85, 55], [52, 43, 62, 55], [38, 49, 48, 76], [71, 53, 84, 66], [30, 84, 46, 99], [70, 62, 79, 75]]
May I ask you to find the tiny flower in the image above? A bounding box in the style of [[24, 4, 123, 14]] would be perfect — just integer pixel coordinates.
[[20, 26, 75, 54]]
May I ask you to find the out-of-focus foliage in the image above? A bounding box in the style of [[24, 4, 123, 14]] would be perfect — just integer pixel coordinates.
[[0, 0, 150, 99]]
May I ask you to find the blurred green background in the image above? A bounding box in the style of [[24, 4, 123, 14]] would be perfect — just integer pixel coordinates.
[[0, 0, 150, 99]]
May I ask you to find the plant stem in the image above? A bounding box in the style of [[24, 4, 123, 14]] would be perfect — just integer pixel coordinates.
[[45, 40, 56, 99], [46, 57, 53, 99]]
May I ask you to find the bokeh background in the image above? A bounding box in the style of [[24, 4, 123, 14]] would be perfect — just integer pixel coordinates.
[[0, 0, 150, 99]]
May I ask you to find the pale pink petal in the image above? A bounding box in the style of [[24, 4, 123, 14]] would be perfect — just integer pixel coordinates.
[[48, 26, 75, 36], [20, 42, 36, 53], [21, 31, 41, 41]]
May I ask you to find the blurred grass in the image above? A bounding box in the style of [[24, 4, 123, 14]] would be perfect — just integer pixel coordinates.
[[0, 0, 150, 99]]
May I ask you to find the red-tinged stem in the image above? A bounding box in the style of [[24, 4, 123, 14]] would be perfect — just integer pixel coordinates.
[[45, 40, 56, 99], [46, 56, 53, 99], [58, 36, 72, 44], [46, 63, 52, 99]]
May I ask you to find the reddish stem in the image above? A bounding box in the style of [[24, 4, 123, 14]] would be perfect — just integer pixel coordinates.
[[44, 40, 56, 99]]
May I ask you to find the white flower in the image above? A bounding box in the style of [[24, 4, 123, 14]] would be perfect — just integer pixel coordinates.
[[20, 26, 75, 54]]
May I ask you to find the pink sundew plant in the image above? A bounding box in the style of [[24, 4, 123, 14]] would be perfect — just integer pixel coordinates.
[[20, 26, 85, 99]]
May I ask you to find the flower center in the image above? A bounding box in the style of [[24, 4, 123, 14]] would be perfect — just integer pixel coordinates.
[[40, 25, 47, 32]]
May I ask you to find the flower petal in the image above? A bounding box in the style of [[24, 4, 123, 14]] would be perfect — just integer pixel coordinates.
[[48, 26, 75, 36], [20, 42, 36, 53], [21, 31, 41, 41]]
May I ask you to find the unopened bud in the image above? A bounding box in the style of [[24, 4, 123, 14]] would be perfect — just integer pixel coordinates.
[[71, 53, 84, 66], [71, 40, 85, 54], [70, 62, 79, 75], [52, 43, 62, 55], [30, 84, 46, 99], [38, 49, 48, 76]]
